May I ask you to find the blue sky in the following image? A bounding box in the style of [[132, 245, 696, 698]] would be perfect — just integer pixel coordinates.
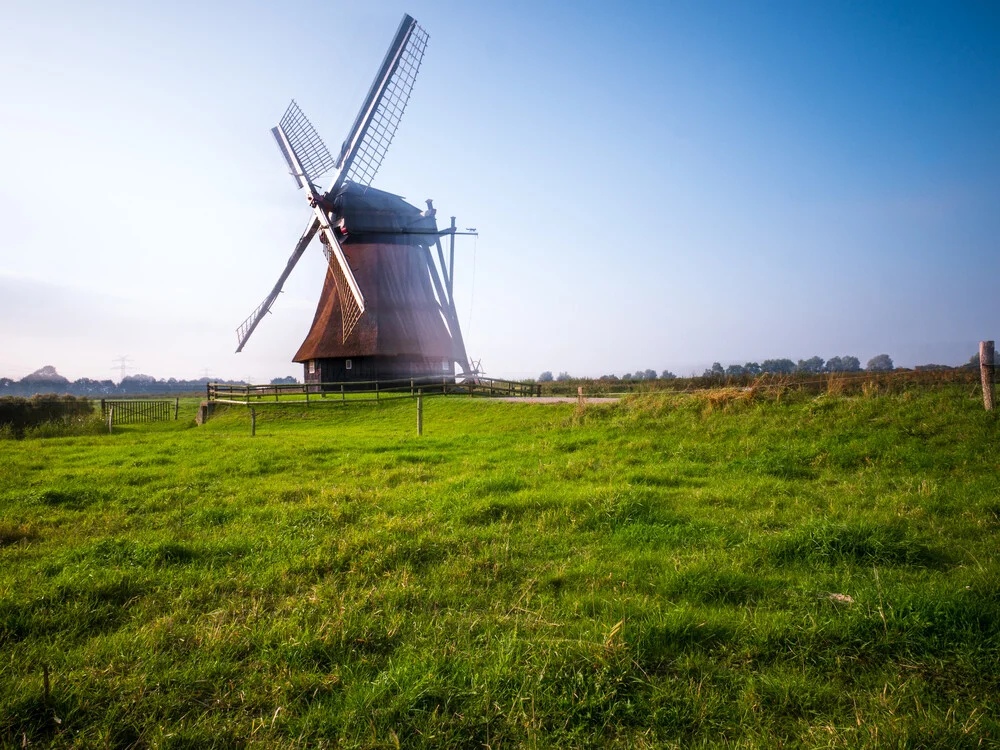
[[1, 0, 997, 381]]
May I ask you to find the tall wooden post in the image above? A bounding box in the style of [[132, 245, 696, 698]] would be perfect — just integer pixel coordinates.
[[250, 407, 256, 437], [417, 389, 423, 436], [174, 398, 179, 420], [107, 406, 114, 434], [981, 341, 995, 411]]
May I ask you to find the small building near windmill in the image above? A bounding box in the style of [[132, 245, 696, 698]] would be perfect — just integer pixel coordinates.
[[293, 183, 459, 388]]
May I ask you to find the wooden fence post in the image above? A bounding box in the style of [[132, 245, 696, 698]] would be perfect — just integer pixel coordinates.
[[981, 340, 995, 411], [578, 386, 584, 408], [107, 406, 114, 434], [174, 398, 179, 420], [250, 407, 256, 437], [417, 389, 423, 436]]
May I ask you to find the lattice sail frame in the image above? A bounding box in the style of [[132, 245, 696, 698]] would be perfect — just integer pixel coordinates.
[[319, 240, 364, 340], [275, 101, 337, 186], [339, 18, 429, 188]]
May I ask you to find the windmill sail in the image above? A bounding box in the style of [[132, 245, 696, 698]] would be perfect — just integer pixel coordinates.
[[235, 217, 319, 352], [272, 110, 367, 340], [318, 227, 365, 340], [273, 101, 337, 187], [335, 14, 429, 190]]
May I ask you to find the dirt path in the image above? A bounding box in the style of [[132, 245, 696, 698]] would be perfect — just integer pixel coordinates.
[[494, 397, 620, 403]]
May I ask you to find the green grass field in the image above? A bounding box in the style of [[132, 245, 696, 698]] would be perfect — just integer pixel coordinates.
[[1, 387, 998, 748]]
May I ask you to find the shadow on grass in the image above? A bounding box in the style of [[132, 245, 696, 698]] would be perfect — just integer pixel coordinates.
[[767, 519, 946, 568], [2, 689, 81, 747], [665, 567, 785, 606], [0, 522, 36, 547], [0, 574, 149, 646]]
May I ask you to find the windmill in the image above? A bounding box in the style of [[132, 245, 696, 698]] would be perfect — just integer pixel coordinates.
[[235, 14, 473, 388]]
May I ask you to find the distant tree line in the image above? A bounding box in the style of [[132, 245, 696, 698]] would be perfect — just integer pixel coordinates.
[[538, 351, 993, 384], [539, 369, 677, 382], [0, 370, 300, 398], [701, 355, 874, 377]]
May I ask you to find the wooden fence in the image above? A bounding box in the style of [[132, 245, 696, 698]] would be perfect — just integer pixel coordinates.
[[207, 376, 541, 405], [101, 399, 178, 424]]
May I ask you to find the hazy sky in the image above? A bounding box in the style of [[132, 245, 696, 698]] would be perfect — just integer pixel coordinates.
[[1, 0, 997, 382]]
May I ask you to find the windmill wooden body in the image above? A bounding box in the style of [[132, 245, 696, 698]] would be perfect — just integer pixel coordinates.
[[235, 14, 471, 388]]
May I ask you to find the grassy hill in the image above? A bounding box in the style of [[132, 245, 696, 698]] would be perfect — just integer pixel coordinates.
[[1, 387, 998, 747]]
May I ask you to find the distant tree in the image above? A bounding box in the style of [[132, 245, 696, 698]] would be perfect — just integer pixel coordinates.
[[538, 371, 554, 382], [599, 374, 619, 381], [622, 373, 633, 380], [20, 365, 69, 385], [701, 363, 724, 378], [866, 354, 894, 372], [70, 378, 114, 396], [661, 370, 677, 380], [638, 368, 657, 380], [270, 376, 298, 384], [743, 362, 761, 376], [761, 358, 795, 374], [725, 364, 745, 377], [826, 355, 861, 372], [555, 371, 571, 382], [966, 351, 1000, 367], [796, 356, 825, 374]]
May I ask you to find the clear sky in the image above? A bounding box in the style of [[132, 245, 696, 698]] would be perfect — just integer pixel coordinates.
[[1, 0, 997, 382]]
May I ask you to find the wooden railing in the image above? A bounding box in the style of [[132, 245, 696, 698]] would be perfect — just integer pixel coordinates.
[[207, 376, 541, 405]]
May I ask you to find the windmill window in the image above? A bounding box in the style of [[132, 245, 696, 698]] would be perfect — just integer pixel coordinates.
[[309, 360, 315, 374], [346, 359, 353, 370], [442, 360, 449, 372]]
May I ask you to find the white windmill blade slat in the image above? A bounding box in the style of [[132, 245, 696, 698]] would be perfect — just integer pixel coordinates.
[[318, 225, 365, 341], [235, 217, 319, 352], [272, 101, 337, 188], [334, 14, 429, 190]]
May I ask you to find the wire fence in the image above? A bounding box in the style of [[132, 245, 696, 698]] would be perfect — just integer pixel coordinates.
[[207, 376, 540, 406]]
